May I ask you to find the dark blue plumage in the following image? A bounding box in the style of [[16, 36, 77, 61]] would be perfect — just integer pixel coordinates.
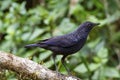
[[25, 21, 99, 74]]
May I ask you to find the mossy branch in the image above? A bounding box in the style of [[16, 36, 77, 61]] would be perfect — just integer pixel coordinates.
[[0, 51, 80, 80]]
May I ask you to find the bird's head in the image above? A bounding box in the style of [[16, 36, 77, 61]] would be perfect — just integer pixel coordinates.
[[75, 21, 100, 34], [83, 21, 100, 28], [78, 21, 100, 32]]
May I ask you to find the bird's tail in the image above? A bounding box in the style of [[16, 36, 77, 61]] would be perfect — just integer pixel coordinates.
[[25, 44, 39, 48]]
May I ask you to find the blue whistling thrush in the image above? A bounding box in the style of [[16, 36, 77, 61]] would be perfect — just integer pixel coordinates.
[[25, 21, 100, 74]]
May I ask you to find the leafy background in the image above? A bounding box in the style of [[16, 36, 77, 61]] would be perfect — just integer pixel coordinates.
[[0, 0, 120, 80]]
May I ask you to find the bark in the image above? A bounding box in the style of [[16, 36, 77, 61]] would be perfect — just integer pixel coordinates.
[[0, 51, 80, 80]]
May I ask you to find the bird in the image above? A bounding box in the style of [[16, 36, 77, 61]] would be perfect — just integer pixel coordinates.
[[25, 21, 100, 74]]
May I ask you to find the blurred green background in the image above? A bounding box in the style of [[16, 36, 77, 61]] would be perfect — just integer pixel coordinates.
[[0, 0, 120, 80]]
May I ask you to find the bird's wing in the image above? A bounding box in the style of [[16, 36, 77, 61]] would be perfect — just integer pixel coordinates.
[[38, 36, 78, 48]]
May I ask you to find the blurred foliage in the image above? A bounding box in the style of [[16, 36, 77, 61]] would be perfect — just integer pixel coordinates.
[[0, 0, 120, 80]]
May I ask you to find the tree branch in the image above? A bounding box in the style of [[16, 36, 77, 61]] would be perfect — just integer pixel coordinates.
[[0, 51, 80, 80]]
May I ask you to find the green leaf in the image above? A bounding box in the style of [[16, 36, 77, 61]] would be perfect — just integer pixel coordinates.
[[29, 28, 44, 41], [74, 63, 87, 73], [39, 51, 52, 61], [74, 63, 101, 73], [97, 47, 108, 58], [104, 67, 120, 78]]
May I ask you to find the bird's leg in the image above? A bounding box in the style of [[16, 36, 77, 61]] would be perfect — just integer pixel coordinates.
[[52, 54, 59, 73], [61, 55, 71, 75]]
